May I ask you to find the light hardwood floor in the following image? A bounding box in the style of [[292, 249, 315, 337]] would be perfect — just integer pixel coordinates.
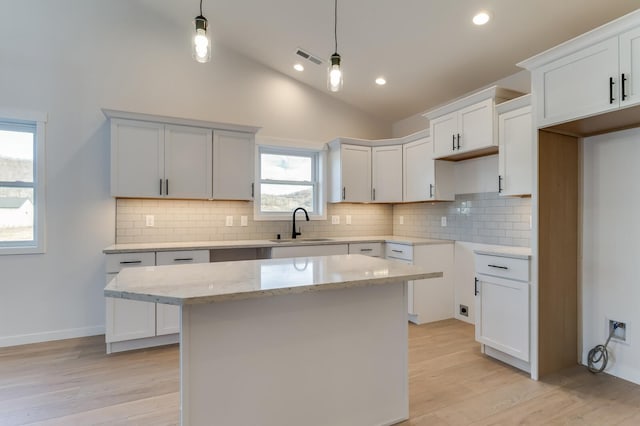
[[1, 320, 639, 425]]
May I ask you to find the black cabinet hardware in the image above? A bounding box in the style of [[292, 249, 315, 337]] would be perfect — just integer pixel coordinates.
[[173, 258, 194, 262], [159, 179, 163, 196], [456, 134, 461, 150], [165, 179, 169, 196], [474, 277, 479, 296], [498, 175, 503, 193], [452, 134, 455, 151], [622, 73, 628, 101], [610, 77, 615, 104], [429, 183, 433, 198], [488, 264, 508, 270], [342, 187, 346, 200], [120, 260, 142, 265]]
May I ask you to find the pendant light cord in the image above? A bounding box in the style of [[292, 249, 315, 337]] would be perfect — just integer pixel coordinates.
[[334, 0, 338, 53], [200, 0, 203, 16]]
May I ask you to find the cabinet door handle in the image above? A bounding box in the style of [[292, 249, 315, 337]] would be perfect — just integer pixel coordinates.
[[120, 260, 142, 264], [360, 248, 373, 252], [159, 179, 163, 196], [498, 175, 503, 193], [342, 187, 346, 201], [474, 277, 479, 296], [452, 134, 456, 151], [488, 264, 508, 270], [456, 134, 461, 150], [173, 258, 194, 262], [165, 179, 169, 196], [429, 183, 433, 198], [372, 188, 376, 201], [391, 249, 404, 253], [251, 183, 255, 198], [610, 77, 615, 104], [622, 73, 628, 101]]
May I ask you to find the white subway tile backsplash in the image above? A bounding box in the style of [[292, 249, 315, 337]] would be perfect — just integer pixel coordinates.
[[393, 192, 531, 248]]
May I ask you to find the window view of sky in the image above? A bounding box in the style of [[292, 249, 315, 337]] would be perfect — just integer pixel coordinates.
[[261, 153, 311, 182], [0, 130, 33, 160]]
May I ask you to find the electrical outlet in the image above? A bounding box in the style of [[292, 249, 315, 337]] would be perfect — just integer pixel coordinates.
[[240, 216, 248, 227], [399, 216, 404, 225], [331, 215, 340, 225], [441, 216, 447, 227], [145, 215, 154, 227], [225, 216, 233, 227], [346, 215, 352, 225], [459, 304, 469, 317]]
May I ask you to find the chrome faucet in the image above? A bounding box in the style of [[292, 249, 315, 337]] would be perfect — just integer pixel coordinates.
[[292, 207, 310, 239]]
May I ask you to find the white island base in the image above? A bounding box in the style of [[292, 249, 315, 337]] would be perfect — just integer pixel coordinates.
[[180, 282, 408, 426]]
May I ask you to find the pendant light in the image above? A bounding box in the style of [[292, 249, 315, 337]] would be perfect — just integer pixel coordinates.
[[327, 0, 343, 92], [192, 0, 211, 63]]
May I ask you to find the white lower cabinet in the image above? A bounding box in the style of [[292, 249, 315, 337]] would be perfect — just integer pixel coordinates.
[[474, 252, 531, 367], [386, 242, 454, 324], [105, 249, 209, 353], [348, 242, 383, 257]]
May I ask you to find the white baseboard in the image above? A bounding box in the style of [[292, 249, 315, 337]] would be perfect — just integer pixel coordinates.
[[0, 325, 105, 348]]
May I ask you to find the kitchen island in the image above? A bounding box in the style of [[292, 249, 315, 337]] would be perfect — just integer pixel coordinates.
[[104, 254, 441, 426]]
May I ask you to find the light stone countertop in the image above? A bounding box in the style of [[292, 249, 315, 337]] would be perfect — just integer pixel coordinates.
[[104, 254, 442, 305], [103, 235, 453, 254], [474, 246, 532, 260]]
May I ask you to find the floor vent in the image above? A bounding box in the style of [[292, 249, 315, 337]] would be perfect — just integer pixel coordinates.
[[296, 48, 323, 65]]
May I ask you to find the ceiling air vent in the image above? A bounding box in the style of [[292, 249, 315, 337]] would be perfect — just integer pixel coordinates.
[[296, 48, 323, 65]]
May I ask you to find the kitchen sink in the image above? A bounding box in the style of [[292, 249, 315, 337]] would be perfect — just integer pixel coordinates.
[[269, 238, 334, 243]]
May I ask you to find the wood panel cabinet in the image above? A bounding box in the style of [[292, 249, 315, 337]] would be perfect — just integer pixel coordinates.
[[497, 95, 533, 197], [403, 137, 454, 202]]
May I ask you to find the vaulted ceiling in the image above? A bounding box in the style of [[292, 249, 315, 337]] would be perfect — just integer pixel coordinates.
[[141, 1, 639, 121]]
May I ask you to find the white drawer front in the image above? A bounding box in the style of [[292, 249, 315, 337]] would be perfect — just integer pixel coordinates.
[[385, 243, 413, 261], [349, 242, 383, 257], [156, 250, 210, 265], [106, 252, 156, 273], [475, 254, 529, 282]]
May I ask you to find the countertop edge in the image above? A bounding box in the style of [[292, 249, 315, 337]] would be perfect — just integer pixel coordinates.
[[105, 271, 443, 305]]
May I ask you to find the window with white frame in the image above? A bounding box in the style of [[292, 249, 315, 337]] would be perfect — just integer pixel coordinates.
[[255, 146, 325, 220], [0, 112, 46, 254]]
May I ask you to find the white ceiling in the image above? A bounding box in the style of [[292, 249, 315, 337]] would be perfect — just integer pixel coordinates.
[[141, 1, 639, 122]]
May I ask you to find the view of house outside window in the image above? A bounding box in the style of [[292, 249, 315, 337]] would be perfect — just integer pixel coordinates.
[[259, 150, 317, 213], [0, 125, 36, 244]]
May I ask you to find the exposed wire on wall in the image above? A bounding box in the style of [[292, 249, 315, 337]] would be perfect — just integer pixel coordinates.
[[587, 322, 623, 374]]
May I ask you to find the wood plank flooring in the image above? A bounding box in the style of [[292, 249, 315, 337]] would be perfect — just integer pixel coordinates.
[[1, 320, 639, 425]]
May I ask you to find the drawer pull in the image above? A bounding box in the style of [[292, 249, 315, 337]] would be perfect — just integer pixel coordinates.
[[120, 260, 142, 264], [488, 264, 508, 270], [173, 258, 194, 262], [360, 248, 373, 252], [391, 249, 404, 253]]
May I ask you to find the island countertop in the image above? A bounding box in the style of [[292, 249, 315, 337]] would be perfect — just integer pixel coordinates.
[[104, 254, 441, 305]]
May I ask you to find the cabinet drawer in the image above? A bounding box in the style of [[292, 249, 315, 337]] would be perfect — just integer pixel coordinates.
[[106, 252, 156, 273], [385, 243, 413, 261], [475, 254, 529, 282], [349, 242, 383, 257], [156, 250, 210, 265]]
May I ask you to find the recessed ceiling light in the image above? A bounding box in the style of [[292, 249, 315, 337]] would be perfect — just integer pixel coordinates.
[[293, 63, 304, 72], [473, 11, 490, 26], [375, 77, 386, 86]]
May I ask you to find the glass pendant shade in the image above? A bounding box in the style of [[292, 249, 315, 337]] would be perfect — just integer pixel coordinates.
[[193, 15, 211, 63], [327, 53, 343, 92]]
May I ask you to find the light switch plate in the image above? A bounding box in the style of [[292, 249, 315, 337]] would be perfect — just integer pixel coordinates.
[[240, 216, 248, 227], [225, 216, 233, 227], [145, 215, 154, 227], [399, 216, 404, 225], [346, 215, 352, 225], [331, 215, 340, 225], [441, 216, 447, 227]]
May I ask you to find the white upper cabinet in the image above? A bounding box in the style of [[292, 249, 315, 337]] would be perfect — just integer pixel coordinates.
[[403, 136, 454, 202], [105, 110, 259, 200], [425, 86, 521, 160], [164, 125, 213, 199], [372, 145, 403, 202], [334, 144, 372, 202], [213, 130, 255, 200], [519, 10, 640, 128], [110, 119, 165, 198], [497, 95, 533, 197]]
